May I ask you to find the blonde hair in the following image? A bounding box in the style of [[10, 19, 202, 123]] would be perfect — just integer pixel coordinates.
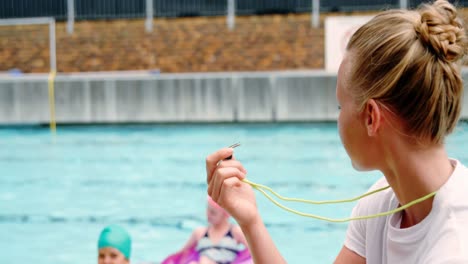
[[347, 0, 467, 144]]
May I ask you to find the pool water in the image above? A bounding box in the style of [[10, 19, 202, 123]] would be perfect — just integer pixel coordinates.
[[1, 122, 467, 264]]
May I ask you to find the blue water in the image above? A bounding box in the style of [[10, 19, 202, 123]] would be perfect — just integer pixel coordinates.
[[1, 122, 467, 264]]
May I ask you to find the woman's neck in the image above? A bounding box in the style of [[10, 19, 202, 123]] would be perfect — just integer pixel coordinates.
[[380, 140, 454, 228], [208, 220, 231, 242], [210, 220, 230, 233]]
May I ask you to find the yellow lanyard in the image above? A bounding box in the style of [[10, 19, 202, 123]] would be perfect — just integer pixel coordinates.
[[242, 178, 436, 223], [227, 143, 437, 223]]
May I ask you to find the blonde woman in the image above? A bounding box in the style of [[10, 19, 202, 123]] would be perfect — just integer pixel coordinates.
[[205, 1, 468, 263]]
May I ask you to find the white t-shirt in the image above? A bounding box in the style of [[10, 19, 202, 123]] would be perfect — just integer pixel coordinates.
[[344, 159, 468, 264]]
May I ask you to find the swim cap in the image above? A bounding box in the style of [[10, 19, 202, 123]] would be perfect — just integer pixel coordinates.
[[98, 225, 131, 259]]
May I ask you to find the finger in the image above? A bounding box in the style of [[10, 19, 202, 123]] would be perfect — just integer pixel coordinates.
[[206, 148, 234, 183], [208, 167, 226, 201], [209, 160, 247, 197], [225, 154, 238, 161], [217, 159, 247, 174], [225, 143, 241, 160], [216, 177, 242, 208], [211, 167, 245, 202]]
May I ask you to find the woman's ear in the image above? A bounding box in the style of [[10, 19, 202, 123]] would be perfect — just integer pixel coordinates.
[[364, 99, 382, 136]]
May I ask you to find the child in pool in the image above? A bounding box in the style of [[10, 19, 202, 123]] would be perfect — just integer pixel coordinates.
[[179, 196, 248, 264], [98, 225, 132, 264]]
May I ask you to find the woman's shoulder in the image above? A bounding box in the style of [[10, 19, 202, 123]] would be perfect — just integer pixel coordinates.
[[438, 159, 468, 206], [368, 176, 389, 191], [230, 225, 247, 244], [352, 177, 395, 217], [231, 225, 242, 235], [361, 176, 393, 205], [192, 226, 208, 239]]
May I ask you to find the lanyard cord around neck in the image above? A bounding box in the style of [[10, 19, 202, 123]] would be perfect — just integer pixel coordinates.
[[225, 143, 437, 223], [242, 178, 437, 223]]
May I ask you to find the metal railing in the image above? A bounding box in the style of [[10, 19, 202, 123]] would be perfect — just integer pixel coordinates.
[[154, 0, 226, 18], [0, 0, 67, 20], [75, 0, 145, 20], [2, 1, 468, 21], [1, 0, 468, 33]]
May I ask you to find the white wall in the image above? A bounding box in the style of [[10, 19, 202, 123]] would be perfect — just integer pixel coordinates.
[[0, 70, 466, 124]]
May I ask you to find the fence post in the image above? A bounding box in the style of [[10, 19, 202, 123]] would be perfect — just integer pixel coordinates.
[[67, 0, 74, 34], [145, 0, 153, 32], [312, 0, 320, 28], [400, 0, 408, 9], [50, 18, 57, 72], [227, 0, 235, 30]]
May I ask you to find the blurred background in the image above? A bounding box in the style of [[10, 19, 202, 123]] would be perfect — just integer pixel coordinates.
[[0, 1, 467, 263]]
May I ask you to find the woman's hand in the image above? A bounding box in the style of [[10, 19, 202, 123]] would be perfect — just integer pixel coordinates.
[[207, 148, 287, 264], [206, 147, 258, 226]]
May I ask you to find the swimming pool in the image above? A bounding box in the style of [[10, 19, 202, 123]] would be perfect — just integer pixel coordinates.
[[1, 122, 467, 263]]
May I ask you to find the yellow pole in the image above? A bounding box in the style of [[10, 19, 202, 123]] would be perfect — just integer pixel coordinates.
[[48, 71, 57, 133]]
